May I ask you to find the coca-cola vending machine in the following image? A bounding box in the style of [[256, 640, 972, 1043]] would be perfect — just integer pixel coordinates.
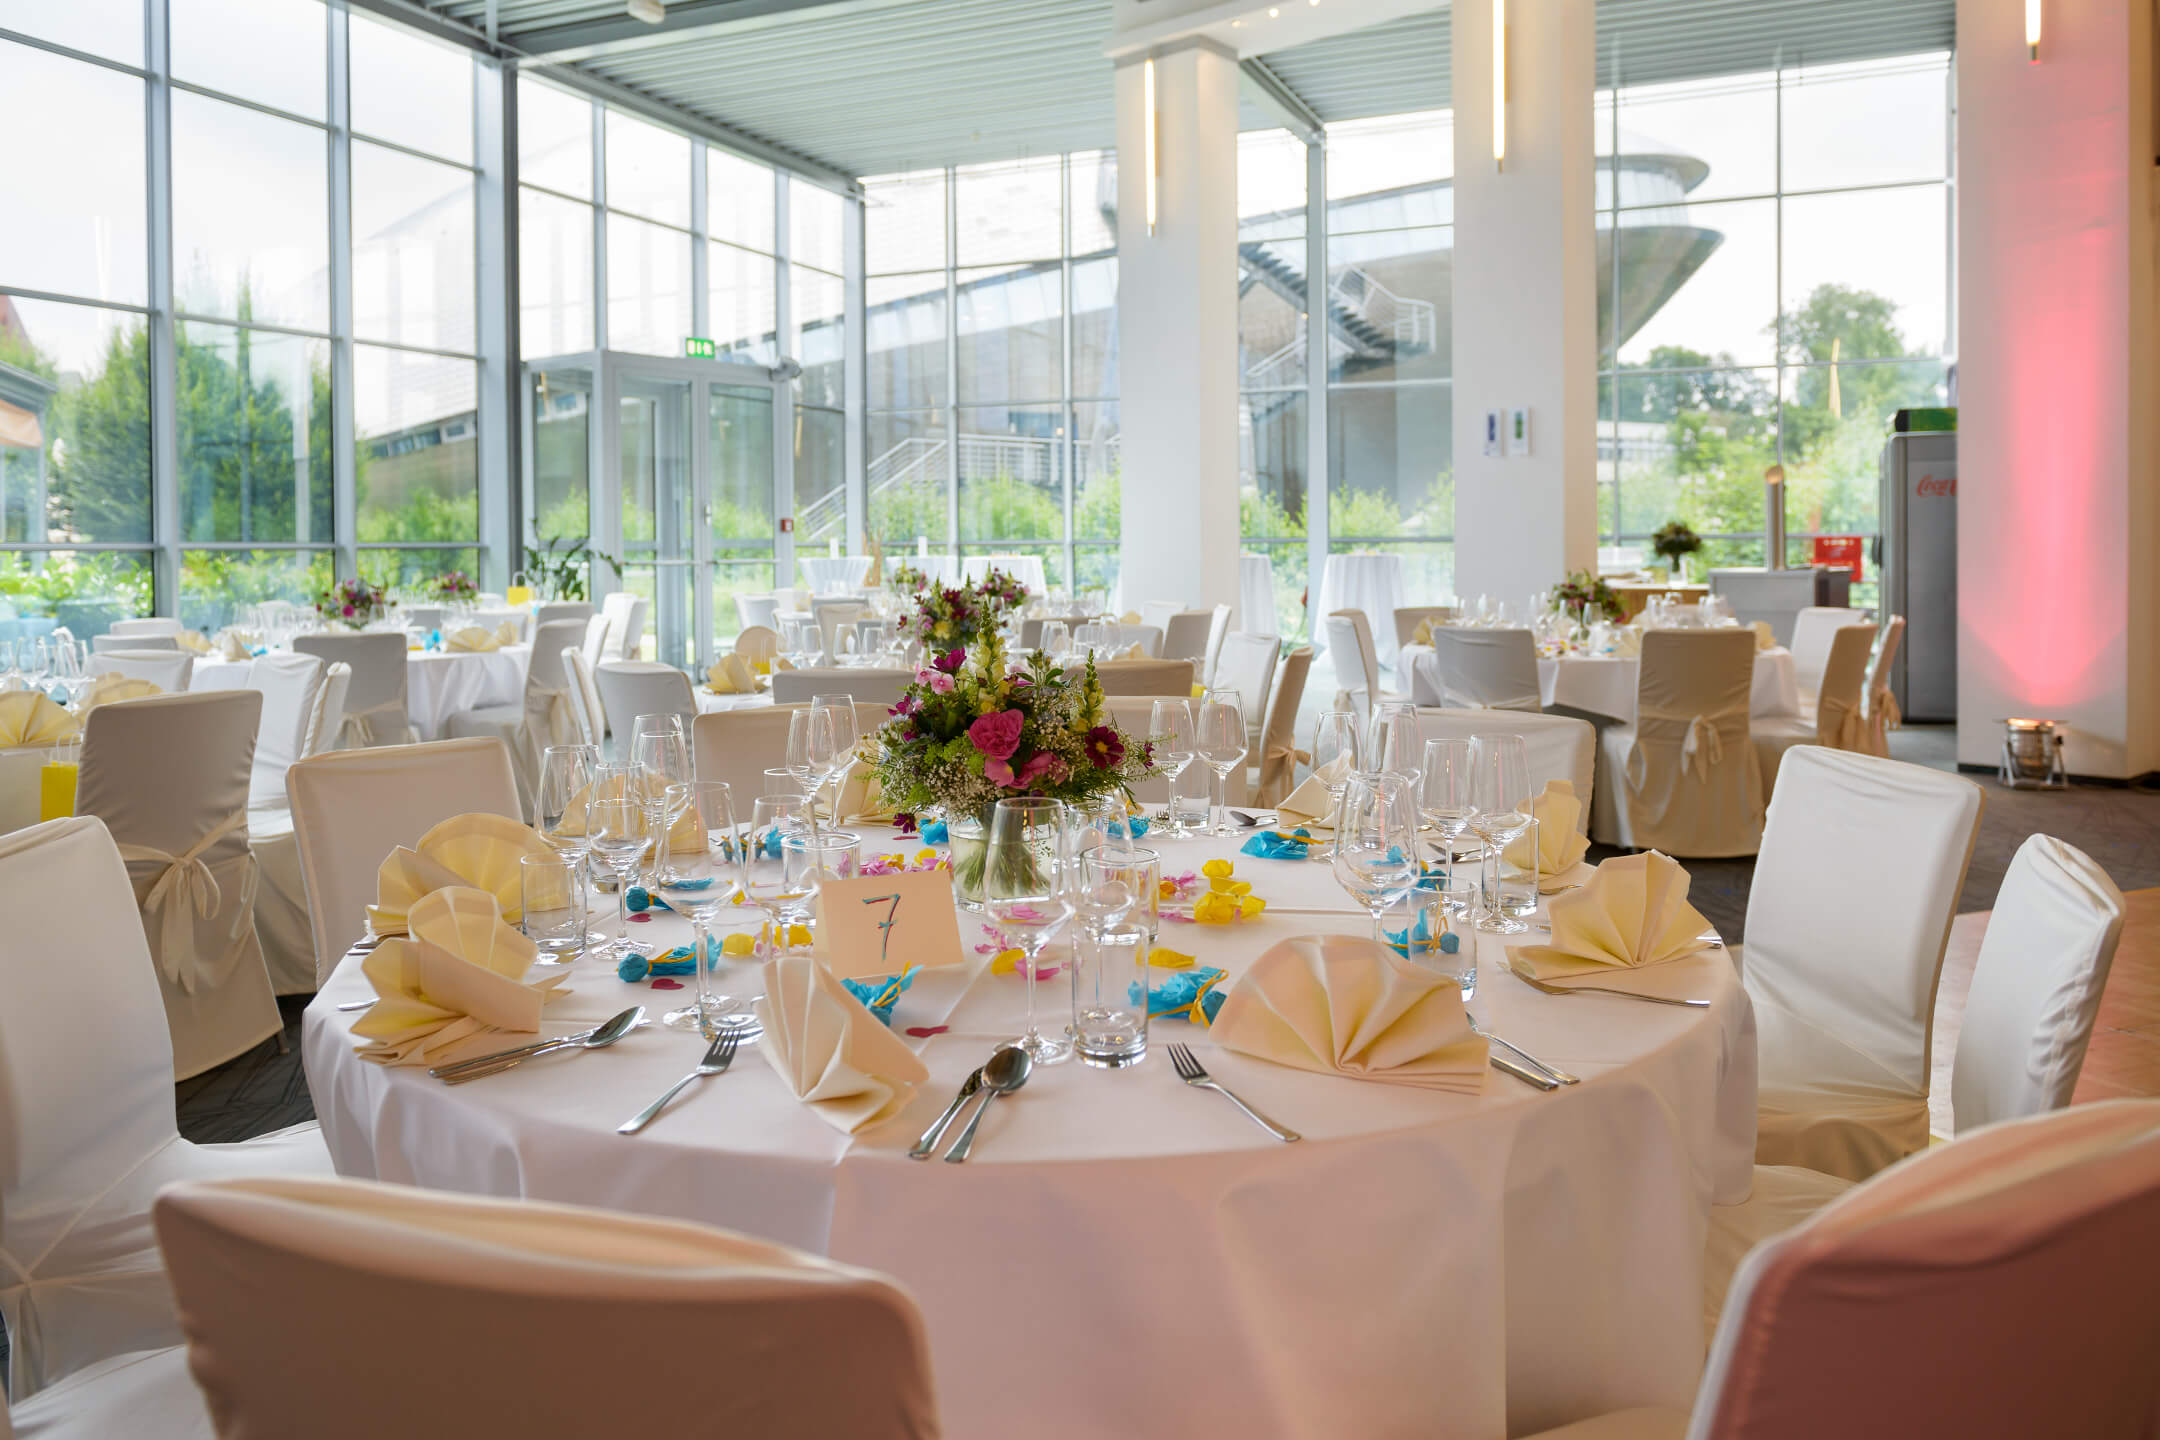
[[1876, 411, 1956, 723]]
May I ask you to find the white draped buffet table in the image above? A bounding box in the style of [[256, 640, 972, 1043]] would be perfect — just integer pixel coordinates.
[[190, 644, 529, 740], [303, 826, 1756, 1440], [1398, 642, 1800, 724]]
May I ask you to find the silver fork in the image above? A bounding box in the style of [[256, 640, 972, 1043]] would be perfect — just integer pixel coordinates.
[[1466, 1015, 1579, 1085], [1165, 1043, 1300, 1142], [617, 1029, 740, 1135]]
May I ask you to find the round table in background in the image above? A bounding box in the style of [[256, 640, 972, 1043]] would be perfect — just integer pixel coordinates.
[[1396, 640, 1800, 724], [1240, 552, 1279, 635], [797, 555, 872, 593], [304, 826, 1756, 1440], [189, 644, 529, 741], [1316, 553, 1408, 668]]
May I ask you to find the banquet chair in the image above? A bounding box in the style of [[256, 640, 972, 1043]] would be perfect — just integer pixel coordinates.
[[691, 703, 892, 803], [1593, 629, 1762, 856], [563, 647, 607, 749], [1074, 658, 1194, 696], [1211, 632, 1280, 753], [6, 1345, 211, 1439], [1100, 698, 1249, 808], [594, 661, 699, 749], [600, 590, 648, 661], [1860, 615, 1905, 757], [1414, 708, 1596, 834], [471, 606, 528, 641], [292, 632, 412, 748], [89, 649, 194, 691], [1749, 624, 1873, 794], [1429, 627, 1542, 711], [1323, 610, 1402, 717], [446, 618, 588, 811], [1158, 609, 1215, 665], [735, 592, 781, 632], [771, 666, 909, 705], [0, 816, 330, 1405], [1251, 645, 1313, 806], [1138, 599, 1180, 637], [93, 633, 179, 653], [1786, 605, 1872, 709], [1524, 1100, 2160, 1440], [811, 598, 868, 663], [108, 617, 184, 639], [308, 661, 351, 757], [578, 612, 611, 672], [1392, 605, 1455, 650], [242, 652, 327, 810], [151, 1175, 940, 1440], [78, 690, 278, 1081], [286, 737, 521, 988], [532, 600, 594, 635], [247, 661, 355, 994], [1201, 603, 1233, 686], [734, 624, 780, 663]]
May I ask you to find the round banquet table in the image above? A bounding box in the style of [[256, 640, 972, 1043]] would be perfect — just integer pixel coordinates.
[[1240, 551, 1278, 634], [189, 644, 529, 741], [302, 826, 1756, 1440], [1396, 642, 1799, 724], [1316, 552, 1408, 668], [798, 555, 872, 593]]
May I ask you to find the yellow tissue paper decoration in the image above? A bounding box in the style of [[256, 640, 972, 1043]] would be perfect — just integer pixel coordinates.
[[990, 948, 1025, 975], [721, 932, 758, 957], [1201, 859, 1233, 880], [1149, 948, 1196, 970]]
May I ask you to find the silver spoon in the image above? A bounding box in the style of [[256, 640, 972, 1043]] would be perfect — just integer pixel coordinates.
[[439, 1006, 646, 1085], [910, 1067, 984, 1160], [942, 1045, 1031, 1163]]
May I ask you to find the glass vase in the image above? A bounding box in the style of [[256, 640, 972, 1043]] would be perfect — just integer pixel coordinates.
[[945, 809, 991, 911]]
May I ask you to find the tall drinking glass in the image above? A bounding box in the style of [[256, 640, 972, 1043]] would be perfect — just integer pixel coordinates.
[[1196, 688, 1247, 836], [587, 797, 651, 956], [1332, 772, 1420, 943], [1369, 703, 1423, 786], [784, 707, 836, 832], [1309, 708, 1361, 850], [658, 780, 758, 1036], [740, 795, 807, 954], [630, 714, 692, 880], [781, 830, 860, 954], [1417, 737, 1479, 909], [536, 743, 599, 904], [986, 797, 1075, 1065], [809, 694, 859, 818], [519, 854, 585, 965], [1468, 734, 1533, 934]]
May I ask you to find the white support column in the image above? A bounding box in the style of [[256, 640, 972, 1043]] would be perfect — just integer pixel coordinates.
[[1114, 41, 1242, 614], [1449, 0, 1598, 604], [475, 56, 519, 590]]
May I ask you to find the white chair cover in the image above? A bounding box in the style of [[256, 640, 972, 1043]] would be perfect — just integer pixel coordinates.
[[153, 1175, 940, 1440], [1750, 623, 1873, 792], [107, 618, 183, 639], [594, 662, 698, 744], [1861, 614, 1904, 757], [292, 633, 411, 748], [734, 624, 780, 663], [564, 648, 606, 750], [810, 599, 868, 662], [1429, 627, 1542, 711], [1252, 645, 1313, 806], [691, 704, 891, 806], [532, 601, 594, 635], [286, 738, 522, 988], [1211, 632, 1280, 752], [735, 592, 781, 633], [1786, 605, 1872, 708], [446, 619, 587, 809], [1392, 605, 1455, 648], [578, 612, 611, 672], [245, 661, 351, 996], [1139, 600, 1180, 638], [398, 605, 446, 633], [1159, 610, 1214, 664], [1593, 629, 1762, 857], [305, 662, 351, 757], [1324, 610, 1392, 716], [1744, 745, 1982, 1180], [1201, 604, 1232, 687], [1069, 658, 1194, 697], [600, 590, 648, 661], [1953, 834, 2126, 1133], [243, 652, 326, 810], [91, 634, 178, 654], [0, 817, 329, 1400], [770, 667, 909, 705], [88, 650, 193, 691], [1414, 708, 1596, 834], [8, 1345, 211, 1439], [78, 691, 275, 1081]]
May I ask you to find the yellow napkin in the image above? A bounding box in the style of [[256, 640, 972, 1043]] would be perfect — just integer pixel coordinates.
[[707, 654, 758, 694], [553, 776, 701, 854], [1276, 755, 1350, 832], [443, 626, 499, 653], [754, 954, 929, 1133], [821, 762, 894, 826], [1749, 621, 1775, 651], [1121, 642, 1147, 660], [175, 629, 213, 655], [0, 691, 78, 748], [1210, 934, 1488, 1091], [1501, 779, 1592, 890], [216, 629, 256, 662], [771, 655, 796, 672], [1411, 617, 1436, 647], [79, 673, 161, 713], [1119, 610, 1143, 625], [862, 534, 884, 589], [366, 811, 553, 934], [351, 886, 569, 1067], [496, 620, 522, 647], [1509, 850, 1712, 985]]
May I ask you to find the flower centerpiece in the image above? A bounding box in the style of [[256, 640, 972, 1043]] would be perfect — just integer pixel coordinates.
[[898, 567, 1027, 654], [1552, 569, 1626, 625], [430, 569, 479, 604], [887, 562, 930, 595], [314, 577, 387, 631], [870, 626, 1157, 905], [1650, 520, 1704, 582]]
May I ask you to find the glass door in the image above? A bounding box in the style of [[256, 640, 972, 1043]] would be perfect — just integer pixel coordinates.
[[618, 373, 695, 667]]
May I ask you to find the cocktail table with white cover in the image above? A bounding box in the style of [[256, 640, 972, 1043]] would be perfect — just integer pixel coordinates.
[[1316, 552, 1408, 669], [1397, 642, 1799, 724], [303, 828, 1755, 1440], [191, 645, 529, 741], [798, 555, 872, 593], [1240, 552, 1278, 633]]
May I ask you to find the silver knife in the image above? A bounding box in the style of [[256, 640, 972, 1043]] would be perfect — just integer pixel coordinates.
[[908, 1068, 984, 1160], [1490, 1052, 1560, 1091]]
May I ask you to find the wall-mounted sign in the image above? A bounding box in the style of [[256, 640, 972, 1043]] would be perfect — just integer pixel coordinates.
[[1812, 535, 1864, 581], [683, 336, 718, 360]]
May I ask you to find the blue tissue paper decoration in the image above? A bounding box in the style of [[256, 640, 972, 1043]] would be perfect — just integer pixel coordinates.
[[1383, 911, 1460, 958], [1241, 827, 1312, 860], [840, 965, 920, 1025], [919, 819, 949, 845], [1107, 816, 1150, 840], [722, 828, 784, 861], [617, 944, 698, 983], [1132, 966, 1228, 1025]]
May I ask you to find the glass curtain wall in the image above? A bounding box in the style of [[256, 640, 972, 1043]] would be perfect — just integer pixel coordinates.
[[1596, 51, 1952, 605], [863, 152, 1119, 595]]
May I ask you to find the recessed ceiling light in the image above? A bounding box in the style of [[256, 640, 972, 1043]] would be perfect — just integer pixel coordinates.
[[1268, 5, 1280, 14], [627, 0, 664, 23]]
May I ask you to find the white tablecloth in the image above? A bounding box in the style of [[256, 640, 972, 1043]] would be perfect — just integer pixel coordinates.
[[1240, 552, 1278, 636], [798, 555, 872, 594], [694, 687, 774, 713], [1396, 643, 1800, 724], [1316, 552, 1407, 668], [304, 827, 1756, 1440], [190, 645, 529, 741]]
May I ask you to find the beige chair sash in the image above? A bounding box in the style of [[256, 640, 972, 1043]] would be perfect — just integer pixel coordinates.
[[339, 697, 405, 748], [1627, 704, 1727, 787], [116, 808, 255, 993]]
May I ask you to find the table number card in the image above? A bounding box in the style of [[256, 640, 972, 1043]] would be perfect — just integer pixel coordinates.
[[812, 867, 967, 980]]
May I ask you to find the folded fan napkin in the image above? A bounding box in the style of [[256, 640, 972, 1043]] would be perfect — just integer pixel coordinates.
[[1118, 610, 1143, 624], [1210, 934, 1487, 1091], [366, 811, 554, 934], [351, 886, 568, 1066], [1509, 850, 1712, 985], [1411, 617, 1436, 647], [1275, 755, 1350, 832], [79, 673, 161, 712], [822, 764, 895, 826], [755, 954, 930, 1134], [706, 653, 758, 694], [1241, 826, 1312, 860], [175, 629, 213, 655], [552, 775, 702, 853], [496, 620, 521, 647], [216, 629, 257, 662], [1749, 621, 1776, 651], [0, 691, 77, 748], [1500, 779, 1592, 890], [443, 626, 499, 653]]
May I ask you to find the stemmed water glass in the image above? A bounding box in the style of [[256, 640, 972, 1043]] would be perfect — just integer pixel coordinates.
[[784, 706, 838, 833], [657, 780, 759, 1037], [1332, 771, 1420, 943], [1309, 708, 1361, 851], [1038, 621, 1070, 662], [1418, 738, 1478, 911], [1468, 733, 1533, 934], [985, 796, 1075, 1066], [587, 796, 652, 957], [810, 694, 860, 817], [1148, 699, 1195, 831], [20, 638, 50, 699], [629, 714, 692, 883], [1195, 688, 1246, 837], [535, 743, 600, 931], [1369, 702, 1422, 786]]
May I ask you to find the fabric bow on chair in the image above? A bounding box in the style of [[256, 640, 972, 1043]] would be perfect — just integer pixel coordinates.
[[338, 697, 406, 749], [117, 810, 257, 994]]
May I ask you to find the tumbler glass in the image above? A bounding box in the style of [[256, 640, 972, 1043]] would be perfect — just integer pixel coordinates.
[[1071, 921, 1149, 1068], [519, 854, 586, 963]]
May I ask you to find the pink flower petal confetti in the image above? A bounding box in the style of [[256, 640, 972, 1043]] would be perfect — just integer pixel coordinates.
[[650, 978, 684, 990], [628, 912, 652, 923], [904, 1025, 949, 1038]]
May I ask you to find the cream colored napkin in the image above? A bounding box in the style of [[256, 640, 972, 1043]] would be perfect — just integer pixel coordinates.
[[443, 626, 499, 653], [1118, 610, 1143, 625], [1121, 642, 1147, 660], [1210, 934, 1487, 1091], [862, 534, 884, 589], [707, 653, 758, 694], [1509, 850, 1712, 985], [367, 812, 554, 934], [821, 761, 895, 826], [351, 886, 568, 1066], [771, 654, 796, 672], [0, 691, 77, 748], [1276, 755, 1351, 832], [216, 629, 257, 662], [551, 775, 702, 854], [1501, 779, 1592, 891], [496, 620, 522, 647], [1411, 617, 1436, 647], [175, 629, 213, 655], [1749, 621, 1776, 651], [79, 673, 161, 712], [755, 954, 929, 1133], [1614, 626, 1643, 657]]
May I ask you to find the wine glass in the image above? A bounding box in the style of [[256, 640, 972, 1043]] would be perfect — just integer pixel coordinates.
[[1195, 688, 1246, 837], [1468, 734, 1533, 934], [1309, 708, 1361, 852], [629, 714, 692, 882], [657, 780, 759, 1037], [1369, 702, 1423, 786], [1418, 738, 1479, 913], [1148, 699, 1195, 830], [1332, 771, 1420, 943], [784, 706, 835, 833], [21, 638, 50, 697], [587, 797, 652, 957], [810, 694, 860, 817], [1039, 620, 1070, 662], [986, 797, 1075, 1066], [535, 743, 600, 924]]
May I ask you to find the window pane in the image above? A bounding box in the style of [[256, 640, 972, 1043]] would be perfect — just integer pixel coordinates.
[[1612, 73, 1775, 205], [710, 383, 773, 556], [868, 273, 944, 410], [176, 322, 330, 544], [179, 548, 333, 631], [790, 266, 844, 409], [355, 346, 478, 542], [793, 404, 845, 551], [0, 550, 153, 636], [170, 0, 324, 120], [0, 0, 142, 64], [1240, 130, 1307, 226], [708, 241, 776, 364], [0, 42, 148, 306], [350, 13, 472, 164], [1071, 255, 1117, 399], [1326, 110, 1451, 218], [958, 404, 1064, 549], [867, 411, 947, 552], [1780, 186, 1947, 361], [1242, 390, 1309, 637], [708, 149, 775, 254], [604, 110, 690, 228], [604, 213, 691, 357], [518, 77, 591, 199], [1781, 56, 1948, 192], [1328, 385, 1454, 597], [618, 381, 688, 557], [1614, 195, 1774, 368], [520, 189, 592, 358], [173, 92, 329, 330], [0, 295, 152, 543], [1070, 150, 1117, 257], [866, 170, 945, 274], [789, 179, 845, 273], [1610, 367, 1777, 545], [527, 365, 590, 542], [956, 158, 1062, 266], [353, 142, 475, 352], [359, 545, 479, 591], [1240, 243, 1305, 390], [1779, 359, 1945, 604], [1073, 399, 1120, 542], [1327, 227, 1449, 383], [957, 263, 1061, 403]]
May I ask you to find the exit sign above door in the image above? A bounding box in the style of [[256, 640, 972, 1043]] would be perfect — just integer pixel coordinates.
[[683, 336, 717, 359]]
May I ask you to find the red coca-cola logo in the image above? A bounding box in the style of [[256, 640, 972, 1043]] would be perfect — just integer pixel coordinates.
[[1916, 475, 1957, 497]]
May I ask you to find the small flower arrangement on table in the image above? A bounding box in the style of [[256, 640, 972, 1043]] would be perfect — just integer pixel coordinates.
[[1552, 570, 1626, 625], [1650, 520, 1704, 581], [430, 570, 479, 603], [898, 568, 1028, 652], [315, 578, 387, 631], [887, 562, 930, 595]]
